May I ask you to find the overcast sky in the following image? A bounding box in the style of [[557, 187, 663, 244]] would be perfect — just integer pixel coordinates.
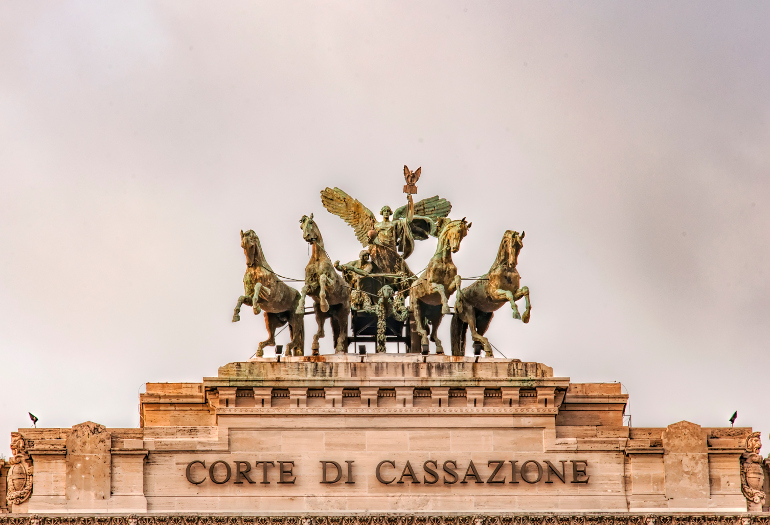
[[1, 1, 769, 454]]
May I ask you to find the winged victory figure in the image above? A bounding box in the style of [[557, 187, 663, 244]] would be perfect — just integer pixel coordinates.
[[320, 166, 452, 279]]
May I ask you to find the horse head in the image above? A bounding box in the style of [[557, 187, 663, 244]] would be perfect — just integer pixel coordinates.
[[495, 230, 524, 268], [300, 213, 323, 246], [240, 229, 272, 270], [440, 217, 471, 254]]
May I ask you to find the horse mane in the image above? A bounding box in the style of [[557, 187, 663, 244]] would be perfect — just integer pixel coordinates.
[[437, 219, 465, 240], [492, 230, 519, 269], [245, 231, 274, 272]]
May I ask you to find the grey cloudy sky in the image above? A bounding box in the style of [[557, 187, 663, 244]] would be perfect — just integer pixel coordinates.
[[1, 2, 769, 453]]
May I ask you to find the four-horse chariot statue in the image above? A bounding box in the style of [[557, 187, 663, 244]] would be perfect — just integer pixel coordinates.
[[232, 166, 531, 357]]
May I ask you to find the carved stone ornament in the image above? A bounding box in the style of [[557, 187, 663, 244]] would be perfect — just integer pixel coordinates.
[[740, 431, 765, 511], [6, 432, 33, 506]]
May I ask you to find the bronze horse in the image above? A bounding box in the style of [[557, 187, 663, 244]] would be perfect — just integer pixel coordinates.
[[232, 230, 305, 356], [410, 218, 471, 354], [296, 214, 351, 354], [451, 230, 531, 356]]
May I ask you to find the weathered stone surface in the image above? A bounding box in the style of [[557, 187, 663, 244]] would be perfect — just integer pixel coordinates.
[[65, 422, 111, 502], [662, 421, 710, 508]]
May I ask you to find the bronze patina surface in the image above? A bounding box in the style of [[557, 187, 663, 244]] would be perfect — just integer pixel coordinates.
[[232, 230, 304, 356], [297, 214, 351, 354], [451, 230, 531, 357]]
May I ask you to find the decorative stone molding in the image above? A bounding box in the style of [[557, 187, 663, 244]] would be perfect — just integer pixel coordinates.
[[216, 406, 560, 415], [6, 432, 33, 506], [1, 515, 769, 525], [740, 431, 766, 512]]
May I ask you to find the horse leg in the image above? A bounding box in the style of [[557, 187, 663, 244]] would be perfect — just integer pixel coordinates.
[[450, 312, 468, 356], [465, 308, 492, 357], [252, 284, 271, 316], [335, 305, 350, 354], [514, 286, 531, 323], [494, 288, 521, 320], [296, 285, 308, 315], [430, 314, 445, 355], [287, 306, 305, 356], [431, 283, 450, 314], [311, 302, 326, 355], [233, 295, 249, 322], [330, 310, 345, 354], [319, 274, 330, 312], [257, 313, 280, 357], [412, 299, 430, 352]]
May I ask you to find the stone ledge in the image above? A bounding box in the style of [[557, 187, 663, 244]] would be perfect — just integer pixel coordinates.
[[214, 357, 556, 384]]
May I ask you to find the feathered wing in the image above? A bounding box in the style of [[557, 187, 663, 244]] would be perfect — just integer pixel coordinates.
[[393, 195, 452, 221], [393, 195, 452, 240], [320, 187, 376, 248]]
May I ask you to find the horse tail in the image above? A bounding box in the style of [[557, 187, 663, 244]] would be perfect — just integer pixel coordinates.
[[450, 313, 467, 356]]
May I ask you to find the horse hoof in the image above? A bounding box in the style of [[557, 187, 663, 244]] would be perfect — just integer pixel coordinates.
[[436, 348, 445, 355], [253, 308, 261, 316], [257, 349, 264, 357], [512, 311, 521, 320], [232, 315, 240, 323], [522, 311, 530, 324], [421, 344, 429, 355], [321, 302, 330, 313], [442, 306, 450, 315]]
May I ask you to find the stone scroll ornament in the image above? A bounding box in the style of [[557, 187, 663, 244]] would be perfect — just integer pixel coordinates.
[[740, 431, 765, 511], [6, 433, 33, 506]]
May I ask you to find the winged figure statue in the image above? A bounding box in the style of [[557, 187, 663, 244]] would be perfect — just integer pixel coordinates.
[[320, 182, 452, 277]]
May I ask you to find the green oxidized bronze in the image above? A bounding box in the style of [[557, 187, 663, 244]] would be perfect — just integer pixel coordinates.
[[410, 218, 471, 354]]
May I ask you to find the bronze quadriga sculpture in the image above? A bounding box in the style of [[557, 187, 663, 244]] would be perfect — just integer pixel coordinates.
[[233, 165, 530, 356]]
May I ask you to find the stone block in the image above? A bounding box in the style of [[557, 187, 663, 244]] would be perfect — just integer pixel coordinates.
[[662, 420, 710, 508], [65, 422, 111, 502]]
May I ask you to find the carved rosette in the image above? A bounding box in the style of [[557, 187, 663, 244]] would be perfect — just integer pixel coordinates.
[[740, 431, 765, 512], [6, 432, 33, 506]]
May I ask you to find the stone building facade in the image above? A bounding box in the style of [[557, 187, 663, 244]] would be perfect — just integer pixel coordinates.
[[1, 355, 766, 516]]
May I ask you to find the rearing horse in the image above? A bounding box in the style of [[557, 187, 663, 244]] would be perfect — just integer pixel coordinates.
[[410, 218, 471, 354], [296, 214, 351, 354], [451, 230, 531, 356], [232, 230, 305, 356]]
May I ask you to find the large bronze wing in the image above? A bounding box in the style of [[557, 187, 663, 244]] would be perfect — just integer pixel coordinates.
[[394, 195, 452, 220], [320, 187, 376, 248], [393, 195, 452, 240]]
